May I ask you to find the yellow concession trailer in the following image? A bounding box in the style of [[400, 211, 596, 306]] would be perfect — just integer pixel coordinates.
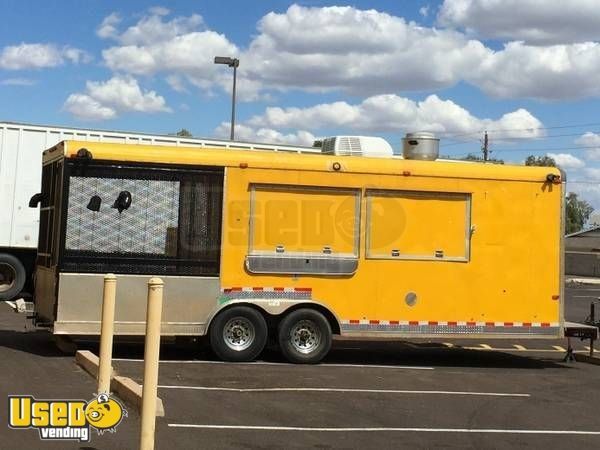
[[33, 139, 565, 363]]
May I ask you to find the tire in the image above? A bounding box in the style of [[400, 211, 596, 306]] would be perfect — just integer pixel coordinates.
[[209, 306, 268, 362], [0, 253, 26, 301], [278, 309, 332, 364]]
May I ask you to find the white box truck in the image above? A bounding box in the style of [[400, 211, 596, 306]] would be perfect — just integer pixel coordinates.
[[0, 121, 316, 300]]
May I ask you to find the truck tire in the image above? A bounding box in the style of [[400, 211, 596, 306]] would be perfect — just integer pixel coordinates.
[[0, 253, 26, 301], [209, 306, 268, 362], [278, 309, 332, 364]]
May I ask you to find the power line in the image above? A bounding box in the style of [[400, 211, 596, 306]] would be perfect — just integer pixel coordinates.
[[445, 121, 600, 140], [493, 145, 600, 153]]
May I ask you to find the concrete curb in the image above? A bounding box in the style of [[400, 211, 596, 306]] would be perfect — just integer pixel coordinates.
[[75, 350, 165, 417], [566, 277, 600, 285], [76, 350, 103, 378], [112, 375, 165, 417], [575, 354, 600, 366]]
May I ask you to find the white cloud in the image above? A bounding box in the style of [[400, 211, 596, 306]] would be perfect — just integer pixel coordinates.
[[438, 0, 600, 45], [97, 13, 121, 40], [547, 153, 585, 170], [243, 5, 489, 95], [64, 76, 171, 121], [575, 132, 600, 160], [0, 77, 36, 86], [583, 167, 600, 181], [148, 6, 170, 16], [245, 94, 544, 139], [468, 41, 600, 99], [214, 122, 316, 146], [419, 6, 430, 18], [568, 182, 600, 211], [96, 5, 600, 100], [0, 43, 89, 70], [63, 94, 117, 120]]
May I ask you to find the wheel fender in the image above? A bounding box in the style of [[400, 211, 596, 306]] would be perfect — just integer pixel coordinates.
[[206, 298, 341, 333]]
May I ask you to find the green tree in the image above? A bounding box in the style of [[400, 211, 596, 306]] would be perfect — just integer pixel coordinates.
[[525, 155, 556, 167], [566, 192, 594, 234], [460, 153, 504, 164], [175, 128, 192, 137], [523, 154, 594, 234]]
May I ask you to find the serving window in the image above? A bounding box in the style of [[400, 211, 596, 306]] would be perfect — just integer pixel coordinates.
[[366, 189, 471, 262], [61, 161, 224, 276], [246, 184, 360, 274]]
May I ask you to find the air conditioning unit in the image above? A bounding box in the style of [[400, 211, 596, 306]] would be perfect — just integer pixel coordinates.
[[320, 136, 393, 157]]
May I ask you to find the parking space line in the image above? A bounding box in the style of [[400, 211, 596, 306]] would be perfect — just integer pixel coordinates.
[[167, 424, 600, 435], [157, 386, 530, 397], [113, 359, 434, 370], [479, 344, 493, 350], [513, 344, 527, 351], [552, 346, 566, 352]]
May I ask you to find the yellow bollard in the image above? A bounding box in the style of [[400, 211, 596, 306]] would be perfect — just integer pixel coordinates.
[[98, 274, 117, 395], [140, 278, 164, 450]]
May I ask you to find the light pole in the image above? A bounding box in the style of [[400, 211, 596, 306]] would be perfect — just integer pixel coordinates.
[[214, 56, 239, 141]]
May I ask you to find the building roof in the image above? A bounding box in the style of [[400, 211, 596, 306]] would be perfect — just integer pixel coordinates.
[[566, 226, 600, 238]]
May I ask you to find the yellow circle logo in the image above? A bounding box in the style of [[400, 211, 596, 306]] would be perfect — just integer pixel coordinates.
[[84, 394, 125, 431]]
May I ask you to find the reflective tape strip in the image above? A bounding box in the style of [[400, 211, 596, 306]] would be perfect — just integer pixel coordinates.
[[341, 320, 560, 335], [221, 287, 312, 299]]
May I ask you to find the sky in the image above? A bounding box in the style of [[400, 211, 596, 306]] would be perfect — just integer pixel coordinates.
[[2, 0, 600, 209]]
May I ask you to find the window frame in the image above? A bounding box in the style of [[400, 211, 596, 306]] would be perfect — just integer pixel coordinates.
[[58, 159, 224, 276], [365, 189, 472, 263], [245, 183, 361, 275]]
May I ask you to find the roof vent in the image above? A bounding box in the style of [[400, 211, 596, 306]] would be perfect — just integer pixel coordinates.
[[402, 132, 439, 161], [321, 136, 393, 157]]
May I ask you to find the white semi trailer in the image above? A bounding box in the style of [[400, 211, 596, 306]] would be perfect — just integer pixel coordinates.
[[0, 121, 317, 300]]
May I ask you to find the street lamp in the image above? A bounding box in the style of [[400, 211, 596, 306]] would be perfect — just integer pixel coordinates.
[[214, 56, 239, 141]]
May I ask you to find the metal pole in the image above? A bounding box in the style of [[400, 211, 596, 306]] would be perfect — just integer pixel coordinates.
[[230, 63, 237, 141], [139, 278, 164, 450], [591, 302, 596, 357], [98, 274, 117, 394]]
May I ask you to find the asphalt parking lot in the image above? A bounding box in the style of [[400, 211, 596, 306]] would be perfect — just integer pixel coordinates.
[[1, 283, 599, 449]]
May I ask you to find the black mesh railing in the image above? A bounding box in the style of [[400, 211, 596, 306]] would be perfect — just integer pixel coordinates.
[[60, 161, 223, 276]]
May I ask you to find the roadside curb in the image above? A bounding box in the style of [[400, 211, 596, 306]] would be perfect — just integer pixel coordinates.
[[75, 350, 165, 417], [575, 354, 600, 366], [76, 350, 103, 378], [112, 375, 165, 417], [566, 277, 600, 285]]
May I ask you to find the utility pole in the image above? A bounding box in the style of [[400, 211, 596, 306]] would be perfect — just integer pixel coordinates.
[[482, 131, 489, 162]]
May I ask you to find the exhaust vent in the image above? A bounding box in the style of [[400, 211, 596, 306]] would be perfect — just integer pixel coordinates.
[[321, 136, 393, 157], [402, 132, 439, 161]]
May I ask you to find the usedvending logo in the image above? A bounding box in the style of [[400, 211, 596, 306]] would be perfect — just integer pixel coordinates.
[[8, 393, 127, 442]]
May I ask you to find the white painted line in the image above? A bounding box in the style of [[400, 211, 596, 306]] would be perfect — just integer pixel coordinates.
[[157, 386, 530, 397], [167, 424, 600, 435], [443, 342, 455, 348], [479, 344, 493, 350], [553, 346, 566, 352], [460, 347, 574, 353], [113, 358, 434, 370], [513, 344, 527, 351]]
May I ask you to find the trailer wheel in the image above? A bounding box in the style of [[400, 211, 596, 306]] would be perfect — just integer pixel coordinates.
[[0, 254, 26, 301], [278, 309, 332, 364], [209, 306, 268, 362]]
